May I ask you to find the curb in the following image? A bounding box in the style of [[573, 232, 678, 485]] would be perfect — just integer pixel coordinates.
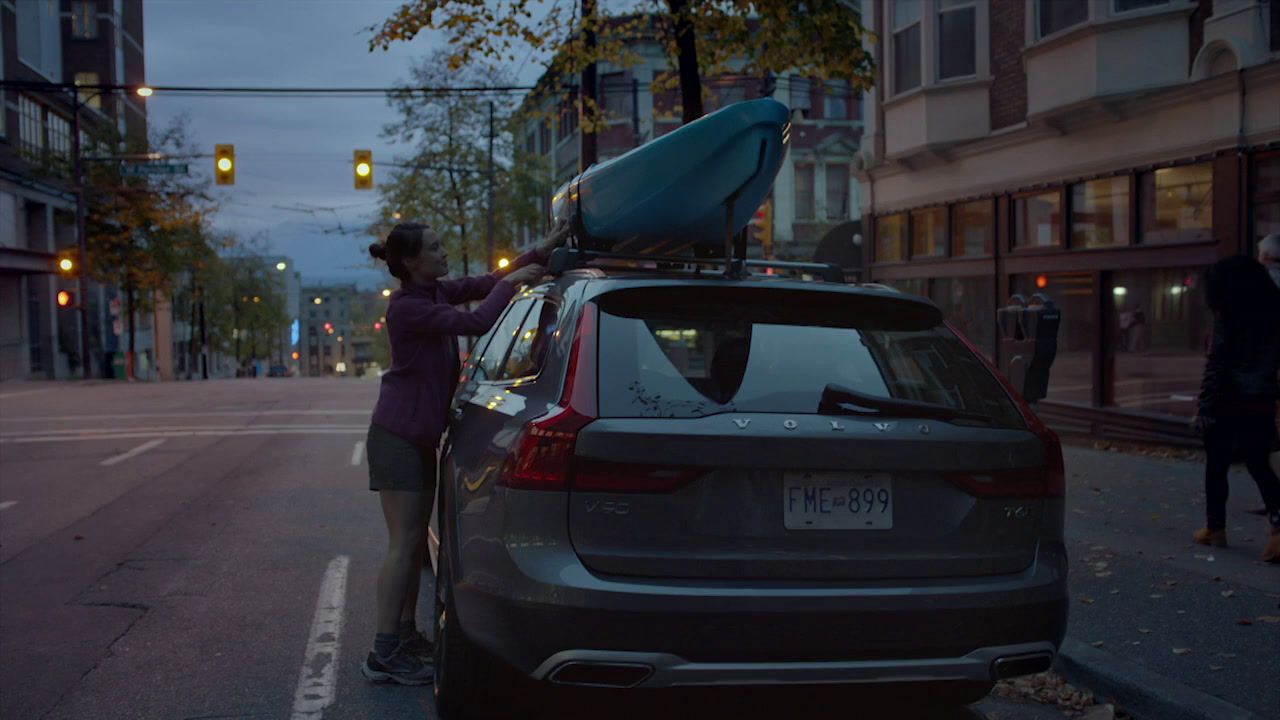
[[1054, 639, 1266, 720]]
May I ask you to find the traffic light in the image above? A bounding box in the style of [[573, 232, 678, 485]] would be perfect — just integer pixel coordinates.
[[55, 250, 79, 278], [750, 199, 774, 257], [57, 290, 75, 308], [354, 149, 373, 190], [215, 144, 235, 185]]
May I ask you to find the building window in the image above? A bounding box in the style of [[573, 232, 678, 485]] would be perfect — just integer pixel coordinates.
[[557, 99, 579, 142], [18, 96, 44, 160], [892, 1, 923, 94], [1037, 0, 1089, 39], [1012, 272, 1094, 406], [16, 0, 61, 81], [931, 277, 995, 359], [600, 72, 629, 118], [1114, 0, 1168, 12], [710, 81, 747, 111], [938, 0, 977, 80], [794, 163, 815, 220], [953, 199, 993, 256], [875, 213, 906, 262], [47, 113, 71, 164], [1071, 177, 1130, 248], [1139, 163, 1213, 244], [822, 81, 850, 120], [74, 73, 104, 111], [1014, 190, 1063, 248], [71, 1, 99, 39], [789, 76, 813, 116], [825, 164, 849, 220], [1253, 153, 1280, 253], [910, 207, 947, 258], [1108, 267, 1208, 418], [540, 121, 551, 153], [888, 277, 926, 295]]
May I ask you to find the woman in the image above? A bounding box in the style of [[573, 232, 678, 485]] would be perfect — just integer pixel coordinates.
[[361, 221, 568, 684], [1192, 255, 1280, 564]]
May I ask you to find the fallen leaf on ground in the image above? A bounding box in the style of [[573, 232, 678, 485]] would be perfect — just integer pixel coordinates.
[[1138, 628, 1151, 634], [1221, 590, 1235, 598], [73, 535, 83, 541], [1237, 619, 1254, 626], [1173, 648, 1192, 656], [1218, 652, 1238, 659], [1150, 594, 1164, 599], [1096, 572, 1113, 578], [1209, 665, 1223, 671], [1213, 576, 1222, 582], [1109, 589, 1121, 595], [1080, 596, 1096, 605], [1255, 616, 1280, 624], [1091, 641, 1105, 648]]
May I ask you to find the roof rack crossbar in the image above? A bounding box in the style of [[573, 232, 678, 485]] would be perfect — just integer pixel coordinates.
[[547, 247, 845, 283]]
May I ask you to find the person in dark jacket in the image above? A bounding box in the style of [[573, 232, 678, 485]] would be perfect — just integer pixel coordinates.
[[1191, 255, 1280, 563], [360, 220, 568, 684]]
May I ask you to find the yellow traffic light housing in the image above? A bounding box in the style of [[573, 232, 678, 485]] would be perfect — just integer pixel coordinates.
[[354, 149, 373, 190], [215, 144, 235, 185], [751, 199, 774, 257]]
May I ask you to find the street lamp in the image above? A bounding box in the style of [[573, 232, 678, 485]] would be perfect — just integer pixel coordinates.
[[276, 261, 287, 271], [313, 297, 323, 305], [381, 289, 391, 298], [392, 212, 401, 220], [135, 86, 154, 98], [497, 257, 510, 269]]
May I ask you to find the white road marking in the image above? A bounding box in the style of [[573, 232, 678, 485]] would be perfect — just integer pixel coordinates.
[[290, 555, 350, 720], [99, 439, 166, 467], [0, 410, 370, 423], [0, 424, 369, 438], [0, 501, 17, 511], [1, 429, 368, 444], [350, 440, 365, 467], [0, 389, 46, 400]]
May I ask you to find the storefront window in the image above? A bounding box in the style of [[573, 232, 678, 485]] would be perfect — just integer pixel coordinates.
[[1071, 177, 1130, 248], [1108, 268, 1210, 418], [887, 278, 927, 296], [875, 213, 905, 262], [1139, 163, 1213, 244], [953, 199, 993, 256], [1010, 272, 1094, 406], [910, 207, 947, 258], [931, 276, 995, 360], [1253, 154, 1280, 254], [1014, 191, 1062, 248]]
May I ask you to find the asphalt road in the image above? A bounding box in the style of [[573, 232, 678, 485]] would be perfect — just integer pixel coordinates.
[[2, 379, 1088, 720]]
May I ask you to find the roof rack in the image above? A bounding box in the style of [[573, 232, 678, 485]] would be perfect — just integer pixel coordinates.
[[547, 246, 845, 284]]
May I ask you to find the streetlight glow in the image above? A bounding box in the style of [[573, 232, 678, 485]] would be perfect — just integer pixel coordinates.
[[313, 297, 323, 305], [59, 258, 74, 272], [497, 257, 510, 269], [136, 86, 154, 98], [276, 262, 287, 271], [217, 157, 233, 172], [392, 212, 401, 220], [355, 162, 372, 178], [381, 289, 392, 297]]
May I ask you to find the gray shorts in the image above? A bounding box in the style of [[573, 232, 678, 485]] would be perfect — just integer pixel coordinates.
[[367, 423, 438, 494]]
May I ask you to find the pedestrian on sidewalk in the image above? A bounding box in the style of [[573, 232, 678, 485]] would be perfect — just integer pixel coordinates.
[[359, 220, 569, 685], [1192, 254, 1280, 563], [1246, 233, 1280, 517]]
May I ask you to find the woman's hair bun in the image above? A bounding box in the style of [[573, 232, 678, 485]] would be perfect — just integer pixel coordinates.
[[369, 242, 387, 261]]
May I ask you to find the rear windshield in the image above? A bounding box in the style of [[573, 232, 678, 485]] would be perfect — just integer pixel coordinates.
[[595, 286, 1024, 428]]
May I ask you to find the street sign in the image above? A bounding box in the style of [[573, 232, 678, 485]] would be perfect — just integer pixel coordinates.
[[120, 163, 189, 176]]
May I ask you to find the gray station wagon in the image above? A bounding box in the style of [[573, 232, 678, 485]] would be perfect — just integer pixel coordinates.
[[429, 248, 1068, 718]]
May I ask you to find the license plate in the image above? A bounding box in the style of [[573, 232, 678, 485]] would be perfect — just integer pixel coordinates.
[[783, 472, 893, 530]]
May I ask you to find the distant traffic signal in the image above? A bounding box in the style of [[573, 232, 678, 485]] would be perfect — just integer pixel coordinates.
[[354, 150, 373, 190], [55, 250, 79, 277], [57, 290, 75, 308], [215, 144, 235, 185], [750, 199, 774, 257]]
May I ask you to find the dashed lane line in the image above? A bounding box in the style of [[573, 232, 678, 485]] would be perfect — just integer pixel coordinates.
[[350, 440, 365, 467], [2, 429, 368, 444], [0, 410, 371, 423], [100, 439, 166, 467], [0, 424, 369, 438], [290, 555, 350, 720], [0, 501, 17, 511]]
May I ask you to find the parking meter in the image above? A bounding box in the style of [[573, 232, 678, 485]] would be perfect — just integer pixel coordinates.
[[998, 295, 1030, 395], [1021, 293, 1061, 403]]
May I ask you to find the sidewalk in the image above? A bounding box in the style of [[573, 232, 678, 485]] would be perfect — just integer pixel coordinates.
[[1056, 446, 1279, 720]]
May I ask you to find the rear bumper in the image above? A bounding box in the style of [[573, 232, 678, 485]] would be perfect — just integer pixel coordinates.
[[531, 642, 1057, 689], [452, 539, 1069, 684]]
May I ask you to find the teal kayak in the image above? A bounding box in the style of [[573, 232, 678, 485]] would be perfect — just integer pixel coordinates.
[[551, 98, 790, 254]]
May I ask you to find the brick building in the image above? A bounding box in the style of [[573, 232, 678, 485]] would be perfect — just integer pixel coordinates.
[[859, 0, 1280, 443], [1, 0, 147, 380], [516, 24, 865, 269]]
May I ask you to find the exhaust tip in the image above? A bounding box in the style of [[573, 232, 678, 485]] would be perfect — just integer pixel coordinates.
[[548, 661, 654, 688], [991, 652, 1054, 680]]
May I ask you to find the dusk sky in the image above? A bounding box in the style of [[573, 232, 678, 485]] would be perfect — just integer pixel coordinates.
[[143, 0, 546, 289]]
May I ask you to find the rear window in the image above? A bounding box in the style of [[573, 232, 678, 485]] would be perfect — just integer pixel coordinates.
[[595, 286, 1023, 428]]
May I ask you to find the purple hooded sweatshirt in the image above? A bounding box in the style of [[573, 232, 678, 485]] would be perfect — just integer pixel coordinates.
[[371, 250, 540, 448]]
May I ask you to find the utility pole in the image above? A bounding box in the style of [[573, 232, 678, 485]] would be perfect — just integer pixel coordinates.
[[580, 0, 598, 170], [631, 77, 641, 147], [198, 286, 208, 379], [486, 101, 495, 270], [69, 92, 93, 379]]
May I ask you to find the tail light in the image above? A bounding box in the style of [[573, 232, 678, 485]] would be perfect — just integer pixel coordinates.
[[499, 304, 598, 491], [947, 322, 1066, 499]]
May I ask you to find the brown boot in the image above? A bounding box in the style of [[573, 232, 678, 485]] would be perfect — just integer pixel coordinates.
[[1193, 527, 1228, 547], [1263, 528, 1280, 564]]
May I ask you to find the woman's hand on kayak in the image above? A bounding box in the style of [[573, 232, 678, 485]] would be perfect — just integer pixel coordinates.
[[536, 219, 572, 260], [504, 264, 546, 287]]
